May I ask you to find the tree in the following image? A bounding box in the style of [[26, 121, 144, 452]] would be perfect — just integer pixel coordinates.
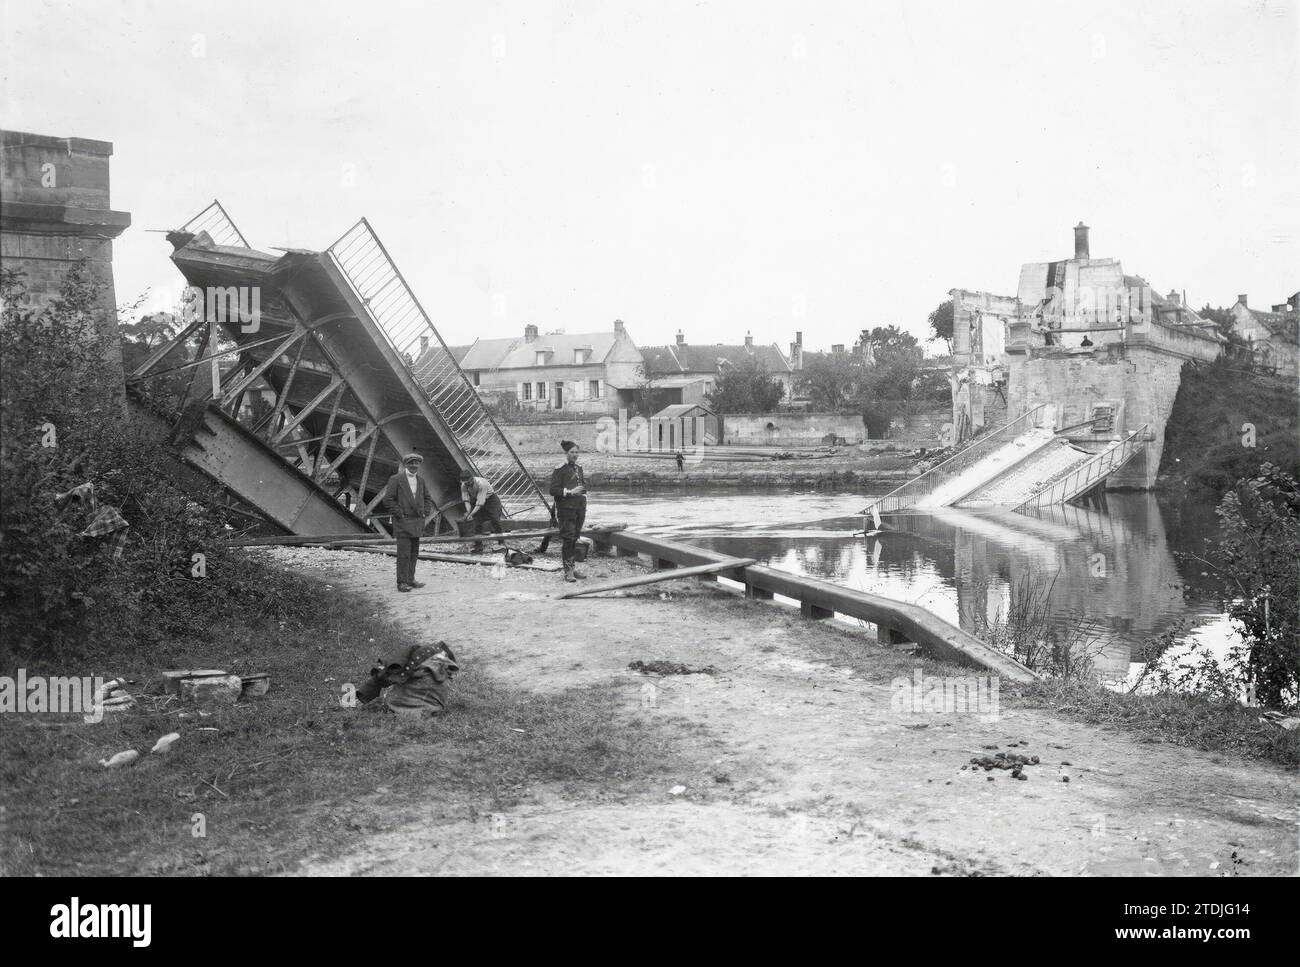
[[928, 299, 954, 350], [1198, 304, 1235, 339], [859, 325, 920, 357], [1211, 464, 1300, 710], [796, 354, 861, 410], [855, 330, 928, 438], [631, 362, 673, 418], [706, 356, 784, 414]]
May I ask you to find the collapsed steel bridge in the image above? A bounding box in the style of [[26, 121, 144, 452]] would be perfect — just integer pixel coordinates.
[[127, 201, 549, 536]]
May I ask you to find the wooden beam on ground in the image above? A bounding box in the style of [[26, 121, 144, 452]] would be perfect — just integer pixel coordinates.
[[229, 527, 565, 547], [557, 557, 756, 599], [340, 544, 562, 572]]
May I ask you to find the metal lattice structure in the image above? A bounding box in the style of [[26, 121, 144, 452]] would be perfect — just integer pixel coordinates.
[[327, 219, 546, 518], [180, 199, 249, 248], [128, 202, 549, 536]]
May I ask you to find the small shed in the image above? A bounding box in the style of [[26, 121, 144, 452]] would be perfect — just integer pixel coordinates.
[[649, 403, 719, 452]]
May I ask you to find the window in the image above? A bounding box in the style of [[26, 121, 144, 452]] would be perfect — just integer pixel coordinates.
[[536, 382, 547, 400], [522, 382, 532, 401], [536, 351, 548, 366], [588, 379, 600, 399], [574, 349, 590, 364]]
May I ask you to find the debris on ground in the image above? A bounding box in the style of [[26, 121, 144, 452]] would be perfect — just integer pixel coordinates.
[[150, 733, 180, 755], [968, 750, 1041, 781], [240, 674, 270, 698], [99, 750, 139, 769], [1260, 710, 1300, 731], [354, 641, 460, 716], [628, 659, 719, 676], [180, 674, 243, 705]]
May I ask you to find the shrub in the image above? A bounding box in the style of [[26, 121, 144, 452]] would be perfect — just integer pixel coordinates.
[[1, 265, 324, 666]]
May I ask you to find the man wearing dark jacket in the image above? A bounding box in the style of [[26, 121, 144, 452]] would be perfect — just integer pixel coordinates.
[[381, 453, 436, 592], [548, 440, 587, 582]]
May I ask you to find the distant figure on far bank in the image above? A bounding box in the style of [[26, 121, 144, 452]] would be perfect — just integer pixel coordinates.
[[549, 440, 588, 583], [675, 450, 685, 472]]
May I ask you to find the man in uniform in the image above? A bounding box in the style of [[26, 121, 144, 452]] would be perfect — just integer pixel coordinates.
[[459, 467, 504, 553], [380, 453, 435, 592], [548, 439, 588, 582]]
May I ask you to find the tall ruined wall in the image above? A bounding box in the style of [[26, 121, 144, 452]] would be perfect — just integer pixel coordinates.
[[0, 130, 131, 393]]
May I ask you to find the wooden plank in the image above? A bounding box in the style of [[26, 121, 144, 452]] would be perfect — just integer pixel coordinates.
[[230, 526, 565, 547], [557, 558, 756, 599], [340, 544, 562, 572]]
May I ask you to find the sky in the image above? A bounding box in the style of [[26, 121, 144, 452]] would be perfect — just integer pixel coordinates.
[[2, 0, 1297, 352]]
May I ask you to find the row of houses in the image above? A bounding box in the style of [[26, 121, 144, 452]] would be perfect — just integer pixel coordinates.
[[417, 320, 803, 416]]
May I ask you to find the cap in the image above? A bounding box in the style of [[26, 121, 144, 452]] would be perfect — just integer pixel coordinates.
[[401, 453, 424, 465], [560, 440, 578, 452]]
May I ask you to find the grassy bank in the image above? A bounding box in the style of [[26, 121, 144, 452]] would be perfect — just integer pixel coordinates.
[[1159, 359, 1300, 497], [0, 565, 696, 876], [1020, 680, 1299, 770]]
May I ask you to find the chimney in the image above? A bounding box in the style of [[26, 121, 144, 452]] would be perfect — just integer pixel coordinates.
[[1237, 294, 1248, 308], [1073, 222, 1090, 260], [676, 330, 685, 346], [524, 324, 538, 342], [744, 331, 753, 348], [613, 319, 624, 333], [1167, 290, 1181, 307]]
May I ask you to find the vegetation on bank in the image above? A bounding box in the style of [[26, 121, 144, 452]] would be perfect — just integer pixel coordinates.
[[0, 265, 304, 666], [1159, 357, 1300, 497]]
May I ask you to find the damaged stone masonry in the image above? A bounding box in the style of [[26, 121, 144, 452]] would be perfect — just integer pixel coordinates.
[[889, 223, 1228, 517]]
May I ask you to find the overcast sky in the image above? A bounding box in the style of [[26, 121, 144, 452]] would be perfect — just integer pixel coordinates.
[[3, 0, 1296, 351]]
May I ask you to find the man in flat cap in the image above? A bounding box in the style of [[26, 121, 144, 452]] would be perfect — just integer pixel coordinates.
[[459, 467, 504, 553], [381, 453, 436, 592], [548, 440, 588, 582]]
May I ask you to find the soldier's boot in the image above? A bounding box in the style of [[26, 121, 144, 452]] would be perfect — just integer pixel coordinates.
[[563, 563, 577, 583]]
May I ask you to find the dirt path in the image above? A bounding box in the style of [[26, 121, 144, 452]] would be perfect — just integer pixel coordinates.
[[280, 548, 1298, 876]]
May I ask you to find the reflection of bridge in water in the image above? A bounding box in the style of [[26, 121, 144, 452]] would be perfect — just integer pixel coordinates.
[[883, 496, 1196, 681]]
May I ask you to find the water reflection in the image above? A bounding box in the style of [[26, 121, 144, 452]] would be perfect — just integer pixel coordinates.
[[587, 487, 1233, 681]]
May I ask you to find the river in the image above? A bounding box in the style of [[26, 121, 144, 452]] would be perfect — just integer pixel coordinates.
[[585, 485, 1236, 685]]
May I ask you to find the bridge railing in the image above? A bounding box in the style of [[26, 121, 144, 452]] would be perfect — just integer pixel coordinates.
[[326, 219, 549, 519], [180, 200, 249, 249], [1013, 425, 1147, 510], [863, 404, 1048, 514]]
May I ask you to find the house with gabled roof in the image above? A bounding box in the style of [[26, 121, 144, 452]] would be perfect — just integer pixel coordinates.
[[436, 319, 644, 414], [1229, 293, 1299, 375], [640, 330, 796, 401]]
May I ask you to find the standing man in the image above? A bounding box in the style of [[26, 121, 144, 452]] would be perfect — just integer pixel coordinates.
[[381, 453, 435, 592], [459, 468, 504, 553], [548, 439, 587, 582], [675, 450, 685, 473]]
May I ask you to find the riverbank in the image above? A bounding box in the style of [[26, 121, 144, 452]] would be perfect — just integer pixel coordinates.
[[7, 547, 1293, 875], [522, 448, 921, 489]]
